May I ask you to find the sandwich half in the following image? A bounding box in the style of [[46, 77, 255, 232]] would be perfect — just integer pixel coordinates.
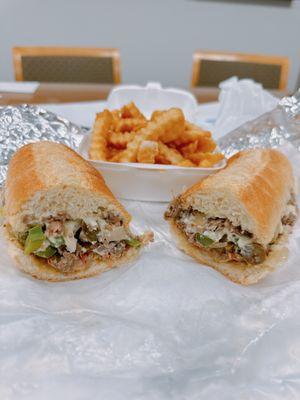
[[165, 149, 297, 285], [4, 141, 152, 281]]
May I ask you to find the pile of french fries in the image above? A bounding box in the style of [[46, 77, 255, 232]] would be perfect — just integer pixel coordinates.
[[89, 102, 224, 167]]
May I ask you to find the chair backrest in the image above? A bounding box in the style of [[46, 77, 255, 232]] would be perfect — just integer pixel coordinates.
[[13, 47, 121, 84], [296, 69, 300, 92], [191, 51, 289, 90]]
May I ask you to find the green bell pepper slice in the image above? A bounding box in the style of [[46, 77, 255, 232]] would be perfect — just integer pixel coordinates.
[[195, 233, 214, 247], [125, 238, 141, 248], [35, 246, 57, 258], [24, 225, 45, 255]]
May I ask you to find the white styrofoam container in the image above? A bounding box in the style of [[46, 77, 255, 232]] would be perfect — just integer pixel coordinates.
[[79, 82, 225, 202], [106, 82, 198, 121], [79, 135, 226, 202]]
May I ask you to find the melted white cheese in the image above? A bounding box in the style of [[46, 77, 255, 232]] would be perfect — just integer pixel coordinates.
[[64, 221, 80, 253]]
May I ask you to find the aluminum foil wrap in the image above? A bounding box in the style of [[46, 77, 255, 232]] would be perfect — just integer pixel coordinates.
[[218, 89, 300, 157], [0, 104, 85, 187]]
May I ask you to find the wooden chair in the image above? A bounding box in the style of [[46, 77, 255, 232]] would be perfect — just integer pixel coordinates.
[[296, 69, 300, 92], [13, 47, 121, 84], [191, 51, 289, 90]]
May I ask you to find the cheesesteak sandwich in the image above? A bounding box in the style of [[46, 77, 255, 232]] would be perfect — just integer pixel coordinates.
[[165, 149, 297, 285], [4, 141, 152, 281]]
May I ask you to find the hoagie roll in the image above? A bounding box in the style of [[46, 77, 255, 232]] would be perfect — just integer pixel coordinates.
[[4, 141, 152, 281], [165, 149, 297, 285]]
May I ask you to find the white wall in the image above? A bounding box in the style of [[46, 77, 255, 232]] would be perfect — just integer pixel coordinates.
[[1, 0, 300, 91]]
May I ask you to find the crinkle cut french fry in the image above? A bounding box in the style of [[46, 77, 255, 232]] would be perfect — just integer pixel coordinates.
[[89, 102, 224, 168], [173, 122, 212, 145], [108, 131, 135, 149], [151, 110, 165, 121], [121, 102, 146, 120], [197, 136, 217, 152], [137, 140, 159, 164], [111, 110, 121, 126], [189, 152, 224, 167], [89, 109, 114, 161], [180, 141, 198, 157], [116, 109, 185, 162], [157, 142, 194, 167], [116, 118, 147, 133], [107, 146, 120, 161], [157, 109, 185, 143], [178, 159, 196, 167], [180, 137, 216, 156]]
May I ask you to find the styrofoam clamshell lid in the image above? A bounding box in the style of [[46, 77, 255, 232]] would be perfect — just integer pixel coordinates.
[[106, 82, 198, 121]]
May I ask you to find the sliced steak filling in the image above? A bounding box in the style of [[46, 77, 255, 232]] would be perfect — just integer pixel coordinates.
[[17, 211, 141, 274], [166, 194, 297, 266]]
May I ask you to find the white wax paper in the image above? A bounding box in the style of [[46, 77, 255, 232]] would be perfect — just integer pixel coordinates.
[[211, 77, 279, 140], [0, 143, 300, 400]]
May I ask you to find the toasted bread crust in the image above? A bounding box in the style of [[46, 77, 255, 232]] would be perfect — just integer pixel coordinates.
[[5, 141, 130, 224], [180, 149, 294, 245]]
